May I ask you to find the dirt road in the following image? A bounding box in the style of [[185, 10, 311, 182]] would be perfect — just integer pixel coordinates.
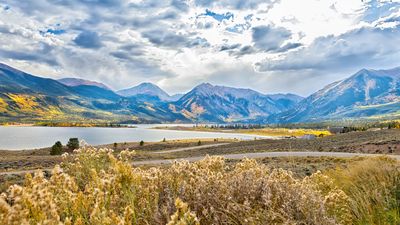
[[2, 151, 399, 176], [151, 143, 230, 154]]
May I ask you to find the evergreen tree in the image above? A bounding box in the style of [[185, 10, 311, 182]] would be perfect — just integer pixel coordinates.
[[50, 141, 63, 155], [67, 138, 79, 151]]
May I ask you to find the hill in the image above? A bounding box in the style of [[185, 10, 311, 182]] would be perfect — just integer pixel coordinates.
[[58, 78, 111, 90], [0, 64, 186, 123], [117, 82, 178, 102], [3, 62, 400, 124], [174, 83, 303, 122], [274, 67, 400, 123]]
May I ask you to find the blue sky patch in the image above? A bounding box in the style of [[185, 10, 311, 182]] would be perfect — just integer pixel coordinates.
[[203, 9, 233, 22], [39, 28, 66, 36], [46, 29, 66, 35]]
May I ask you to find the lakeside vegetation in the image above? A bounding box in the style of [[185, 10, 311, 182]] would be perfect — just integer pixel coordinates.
[[0, 147, 399, 224], [155, 124, 332, 137], [35, 122, 136, 128], [0, 121, 138, 128], [273, 120, 400, 130]]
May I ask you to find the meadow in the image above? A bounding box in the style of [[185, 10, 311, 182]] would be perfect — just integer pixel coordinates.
[[0, 146, 399, 224]]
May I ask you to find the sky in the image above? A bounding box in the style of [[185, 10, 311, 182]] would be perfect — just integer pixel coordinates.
[[0, 0, 399, 96]]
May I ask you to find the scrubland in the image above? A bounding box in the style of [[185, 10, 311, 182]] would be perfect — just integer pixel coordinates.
[[0, 146, 399, 225]]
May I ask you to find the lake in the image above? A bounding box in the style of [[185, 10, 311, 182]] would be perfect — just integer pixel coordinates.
[[0, 124, 265, 150]]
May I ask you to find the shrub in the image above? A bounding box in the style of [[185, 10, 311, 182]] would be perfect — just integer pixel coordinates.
[[139, 140, 144, 146], [66, 138, 79, 151], [50, 141, 63, 155], [167, 198, 200, 225], [0, 146, 353, 224]]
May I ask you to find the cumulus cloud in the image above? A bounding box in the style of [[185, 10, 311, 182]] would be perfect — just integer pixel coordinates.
[[142, 30, 188, 48], [73, 31, 103, 49], [256, 23, 400, 74], [0, 0, 399, 96], [194, 0, 278, 10], [251, 25, 292, 52]]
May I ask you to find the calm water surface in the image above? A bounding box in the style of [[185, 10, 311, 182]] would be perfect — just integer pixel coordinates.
[[0, 124, 265, 150]]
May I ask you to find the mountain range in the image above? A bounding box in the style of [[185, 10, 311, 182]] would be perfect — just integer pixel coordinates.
[[1, 62, 400, 124], [117, 82, 183, 102], [58, 78, 111, 90], [270, 67, 400, 123]]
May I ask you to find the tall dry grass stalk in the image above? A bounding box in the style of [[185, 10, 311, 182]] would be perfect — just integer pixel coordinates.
[[0, 146, 397, 224], [327, 156, 400, 224]]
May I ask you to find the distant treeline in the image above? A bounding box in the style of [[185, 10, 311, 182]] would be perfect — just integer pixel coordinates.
[[338, 121, 400, 133], [195, 120, 400, 133], [196, 124, 266, 129], [35, 122, 133, 128]]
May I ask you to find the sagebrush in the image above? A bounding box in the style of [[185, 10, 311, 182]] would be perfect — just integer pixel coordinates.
[[0, 146, 398, 224]]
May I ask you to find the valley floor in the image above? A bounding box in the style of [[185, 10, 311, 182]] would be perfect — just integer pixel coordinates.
[[1, 129, 399, 172], [1, 129, 399, 190], [1, 129, 400, 224]]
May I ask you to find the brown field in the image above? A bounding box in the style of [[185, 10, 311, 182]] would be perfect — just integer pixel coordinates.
[[0, 138, 236, 172], [134, 128, 400, 161]]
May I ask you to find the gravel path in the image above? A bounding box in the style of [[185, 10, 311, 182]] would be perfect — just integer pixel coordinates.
[[2, 151, 399, 175], [150, 143, 230, 154]]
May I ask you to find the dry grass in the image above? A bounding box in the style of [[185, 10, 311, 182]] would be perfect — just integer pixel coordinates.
[[1, 146, 398, 224], [0, 147, 350, 224], [327, 157, 400, 224]]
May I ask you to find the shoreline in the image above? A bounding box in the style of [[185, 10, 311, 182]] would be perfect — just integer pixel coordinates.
[[0, 137, 241, 152]]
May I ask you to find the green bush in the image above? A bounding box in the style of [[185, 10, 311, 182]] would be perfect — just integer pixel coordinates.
[[66, 138, 79, 151], [50, 141, 63, 155]]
